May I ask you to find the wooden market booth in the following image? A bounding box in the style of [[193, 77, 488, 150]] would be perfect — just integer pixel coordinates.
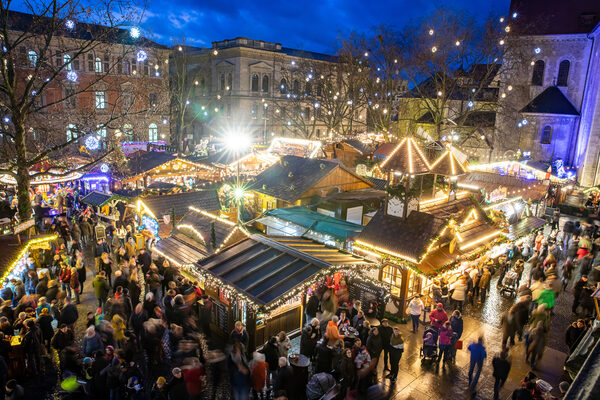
[[205, 149, 279, 178], [177, 234, 379, 352], [123, 151, 220, 189]]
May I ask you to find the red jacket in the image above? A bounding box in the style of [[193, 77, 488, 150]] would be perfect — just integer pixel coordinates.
[[439, 326, 453, 346], [429, 309, 448, 329], [59, 268, 71, 283]]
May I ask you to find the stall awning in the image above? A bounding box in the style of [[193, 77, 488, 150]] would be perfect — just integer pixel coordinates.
[[257, 206, 363, 242], [152, 234, 208, 267], [271, 237, 372, 265], [140, 190, 220, 219], [81, 191, 113, 207]]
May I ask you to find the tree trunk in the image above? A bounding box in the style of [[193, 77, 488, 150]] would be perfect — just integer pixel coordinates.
[[14, 121, 32, 220], [176, 110, 185, 153]]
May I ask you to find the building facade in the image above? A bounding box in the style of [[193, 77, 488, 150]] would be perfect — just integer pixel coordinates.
[[175, 38, 366, 147], [495, 0, 600, 185]]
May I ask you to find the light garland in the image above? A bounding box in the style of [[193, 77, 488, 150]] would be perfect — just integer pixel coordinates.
[[0, 235, 58, 286], [137, 200, 157, 220], [354, 240, 419, 264], [458, 230, 502, 251], [151, 246, 182, 267], [177, 224, 206, 244], [189, 206, 236, 226]]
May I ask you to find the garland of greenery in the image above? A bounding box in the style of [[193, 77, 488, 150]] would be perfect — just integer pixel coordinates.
[[385, 184, 420, 200]]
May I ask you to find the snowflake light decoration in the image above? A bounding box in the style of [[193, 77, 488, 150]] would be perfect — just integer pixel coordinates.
[[136, 50, 147, 62], [130, 27, 141, 39], [85, 136, 100, 151], [100, 163, 109, 173], [66, 71, 78, 82], [65, 19, 75, 30]]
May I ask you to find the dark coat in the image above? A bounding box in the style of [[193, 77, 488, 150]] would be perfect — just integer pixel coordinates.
[[59, 304, 79, 325], [300, 324, 319, 358], [492, 356, 511, 380]]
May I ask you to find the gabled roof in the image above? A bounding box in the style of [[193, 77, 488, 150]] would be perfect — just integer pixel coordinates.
[[81, 191, 113, 207], [258, 206, 363, 242], [373, 142, 398, 157], [140, 190, 220, 218], [379, 137, 431, 174], [429, 148, 469, 176], [205, 149, 251, 167], [366, 177, 388, 190], [251, 155, 372, 203], [127, 152, 177, 176], [341, 139, 375, 155], [520, 86, 580, 116]]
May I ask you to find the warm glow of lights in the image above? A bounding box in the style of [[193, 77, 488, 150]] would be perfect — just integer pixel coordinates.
[[189, 206, 236, 226], [459, 231, 502, 250], [137, 200, 157, 220], [177, 224, 206, 243], [355, 240, 419, 264]]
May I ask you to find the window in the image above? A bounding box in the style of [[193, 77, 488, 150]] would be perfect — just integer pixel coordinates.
[[262, 75, 269, 93], [104, 54, 110, 73], [143, 60, 149, 76], [292, 80, 299, 95], [55, 51, 62, 67], [557, 60, 570, 86], [220, 73, 225, 91], [148, 123, 158, 141], [316, 82, 322, 97], [251, 73, 259, 92], [305, 81, 312, 95], [122, 92, 133, 110], [131, 59, 137, 74], [73, 58, 80, 71], [541, 125, 552, 144], [280, 79, 287, 94], [531, 60, 545, 86], [95, 91, 106, 109], [227, 73, 232, 91], [87, 54, 94, 72], [97, 125, 107, 149], [304, 107, 310, 120], [66, 124, 77, 141], [28, 50, 38, 67], [65, 88, 76, 108], [148, 93, 157, 108], [63, 54, 72, 70], [122, 60, 130, 75], [95, 57, 102, 73]]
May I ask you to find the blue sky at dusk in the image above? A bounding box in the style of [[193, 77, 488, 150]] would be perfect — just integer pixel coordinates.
[[137, 0, 511, 52]]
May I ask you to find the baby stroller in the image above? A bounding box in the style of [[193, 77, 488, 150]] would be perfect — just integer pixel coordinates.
[[420, 326, 439, 363], [500, 270, 518, 297]]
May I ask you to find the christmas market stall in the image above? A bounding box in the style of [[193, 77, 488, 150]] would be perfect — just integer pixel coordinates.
[[255, 206, 364, 250], [135, 190, 221, 238], [151, 206, 249, 266], [80, 191, 133, 228], [182, 234, 382, 351], [323, 139, 376, 168], [123, 151, 219, 189], [250, 155, 375, 212], [267, 137, 324, 158], [204, 149, 279, 178]]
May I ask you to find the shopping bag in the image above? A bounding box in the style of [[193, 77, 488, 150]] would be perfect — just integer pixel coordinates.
[[455, 340, 463, 350]]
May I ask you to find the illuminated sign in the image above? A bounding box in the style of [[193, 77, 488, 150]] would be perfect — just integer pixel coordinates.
[[142, 215, 159, 238]]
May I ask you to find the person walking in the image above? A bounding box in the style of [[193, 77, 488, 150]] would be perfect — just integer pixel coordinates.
[[467, 336, 487, 394], [379, 319, 393, 371], [450, 277, 467, 312], [438, 321, 453, 365], [408, 295, 425, 333], [492, 350, 511, 400], [386, 327, 404, 382], [479, 268, 491, 304], [93, 271, 110, 309]]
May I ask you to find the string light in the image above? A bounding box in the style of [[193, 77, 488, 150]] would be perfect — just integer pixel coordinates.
[[1, 235, 58, 285]]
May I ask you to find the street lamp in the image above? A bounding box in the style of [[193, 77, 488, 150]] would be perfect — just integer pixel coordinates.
[[223, 130, 250, 223]]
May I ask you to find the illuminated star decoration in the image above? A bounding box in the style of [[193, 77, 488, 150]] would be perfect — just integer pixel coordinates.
[[85, 135, 100, 151], [100, 163, 109, 173], [65, 19, 75, 30], [136, 50, 147, 62], [66, 71, 78, 82], [130, 27, 141, 39]]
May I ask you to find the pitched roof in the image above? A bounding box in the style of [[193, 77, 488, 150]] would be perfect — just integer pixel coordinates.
[[509, 0, 600, 35], [195, 235, 369, 306], [251, 156, 354, 203], [270, 237, 372, 265], [205, 149, 251, 167], [6, 10, 167, 49], [127, 152, 176, 176], [373, 142, 398, 157], [258, 206, 363, 242], [366, 177, 388, 190], [140, 190, 220, 218], [429, 148, 469, 176], [81, 191, 113, 207], [379, 137, 431, 174], [520, 86, 580, 115], [341, 139, 375, 155]]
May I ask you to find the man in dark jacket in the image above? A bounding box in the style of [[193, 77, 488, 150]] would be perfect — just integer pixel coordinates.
[[305, 293, 319, 324], [59, 297, 79, 330], [572, 275, 588, 313], [51, 324, 74, 352], [137, 249, 152, 272], [166, 367, 188, 400], [379, 319, 393, 371], [273, 357, 294, 398], [366, 326, 383, 361], [565, 319, 586, 354], [492, 351, 511, 400], [93, 271, 111, 309], [300, 318, 320, 359]]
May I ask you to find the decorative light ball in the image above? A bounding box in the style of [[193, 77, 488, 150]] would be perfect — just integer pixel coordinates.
[[66, 71, 78, 82], [213, 50, 218, 55], [517, 122, 523, 128], [287, 121, 291, 126], [499, 40, 505, 45], [85, 135, 100, 150], [364, 52, 369, 57], [512, 12, 518, 18], [431, 46, 437, 53], [314, 102, 319, 108], [501, 93, 506, 98], [100, 163, 109, 173], [214, 107, 218, 112], [136, 50, 148, 62], [505, 26, 510, 33], [534, 47, 541, 54], [499, 17, 505, 23], [3, 117, 10, 123], [429, 29, 434, 35], [178, 46, 182, 51], [437, 91, 442, 97], [507, 85, 513, 91], [162, 119, 168, 124], [155, 72, 160, 77], [65, 19, 75, 30], [291, 60, 296, 65], [467, 101, 474, 108], [186, 100, 190, 105], [130, 27, 141, 39], [455, 41, 460, 46], [522, 119, 528, 125], [531, 61, 535, 65], [472, 88, 476, 93]]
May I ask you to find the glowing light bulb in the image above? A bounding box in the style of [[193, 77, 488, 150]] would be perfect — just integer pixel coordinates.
[[431, 46, 437, 53], [130, 27, 140, 38], [534, 47, 541, 54], [429, 29, 434, 35], [455, 41, 460, 46]]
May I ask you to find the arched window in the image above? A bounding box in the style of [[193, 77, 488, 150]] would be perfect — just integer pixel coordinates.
[[123, 123, 133, 136], [148, 123, 158, 142], [304, 107, 311, 120], [227, 73, 232, 91], [541, 125, 552, 144], [251, 73, 259, 92], [316, 82, 322, 97], [63, 54, 72, 70], [557, 60, 570, 86], [66, 124, 77, 141], [28, 50, 38, 67], [531, 60, 545, 86], [262, 75, 269, 93], [220, 73, 225, 91], [293, 80, 299, 95], [95, 57, 103, 73], [280, 79, 287, 94], [305, 81, 312, 95]]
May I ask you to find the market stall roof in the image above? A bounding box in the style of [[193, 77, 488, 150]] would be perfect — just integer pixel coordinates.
[[458, 171, 548, 201], [379, 137, 431, 174], [340, 139, 375, 155], [506, 216, 547, 241], [270, 237, 372, 265], [81, 191, 113, 207], [257, 206, 364, 242], [152, 207, 248, 266], [205, 149, 251, 167], [429, 147, 469, 176], [127, 151, 177, 176], [366, 177, 388, 190], [373, 142, 397, 158], [195, 234, 372, 306], [326, 188, 387, 202], [251, 155, 374, 203], [140, 190, 220, 219]]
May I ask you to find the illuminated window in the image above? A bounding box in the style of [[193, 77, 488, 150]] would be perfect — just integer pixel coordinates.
[[95, 91, 106, 109], [63, 54, 72, 70], [280, 78, 287, 94], [66, 124, 77, 141], [28, 50, 38, 67], [149, 123, 158, 141], [95, 57, 102, 73]]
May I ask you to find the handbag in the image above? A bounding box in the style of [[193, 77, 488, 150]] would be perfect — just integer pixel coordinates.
[[405, 306, 411, 315], [455, 340, 463, 350]]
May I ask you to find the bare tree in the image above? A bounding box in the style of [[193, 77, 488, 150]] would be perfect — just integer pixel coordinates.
[[0, 0, 168, 219]]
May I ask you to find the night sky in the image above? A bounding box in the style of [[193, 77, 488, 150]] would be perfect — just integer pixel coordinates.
[[133, 0, 511, 52]]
